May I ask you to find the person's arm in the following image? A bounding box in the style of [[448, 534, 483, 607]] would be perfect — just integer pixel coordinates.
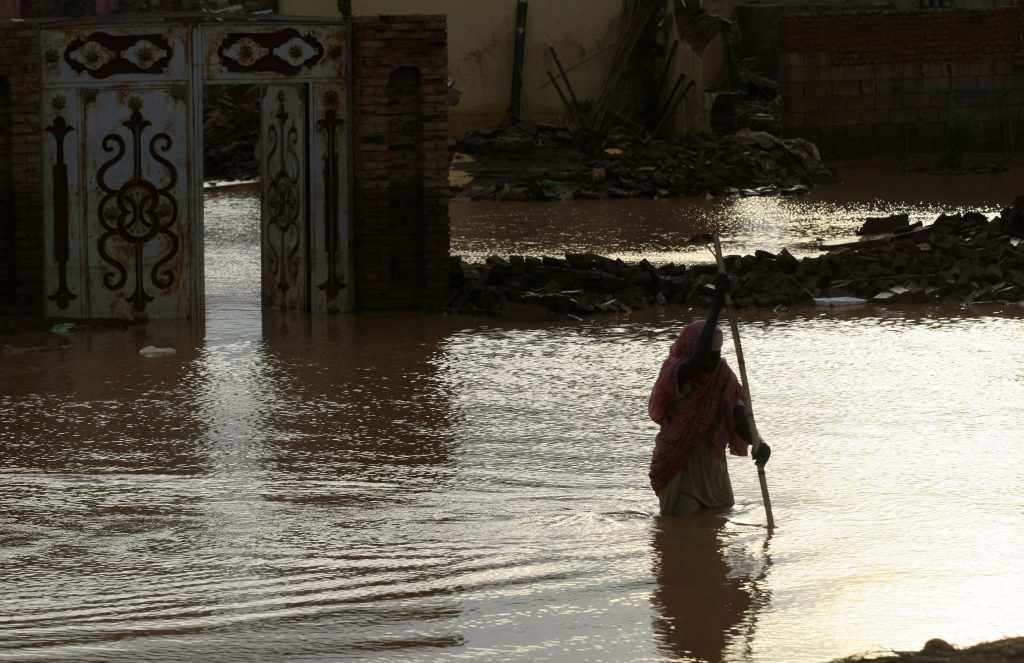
[[734, 403, 771, 465], [677, 274, 731, 387]]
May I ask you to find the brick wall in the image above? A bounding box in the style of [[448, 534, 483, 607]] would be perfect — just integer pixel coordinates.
[[385, 66, 426, 307], [778, 7, 1024, 157], [738, 4, 883, 78], [0, 23, 43, 315], [352, 15, 449, 311]]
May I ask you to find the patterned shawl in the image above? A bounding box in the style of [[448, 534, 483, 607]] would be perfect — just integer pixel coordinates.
[[648, 321, 746, 492]]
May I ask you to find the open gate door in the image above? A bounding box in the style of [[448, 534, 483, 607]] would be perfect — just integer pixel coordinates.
[[260, 84, 308, 311], [221, 22, 352, 314], [259, 79, 351, 314]]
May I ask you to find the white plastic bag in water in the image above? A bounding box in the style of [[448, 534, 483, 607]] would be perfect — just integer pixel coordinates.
[[139, 346, 176, 358]]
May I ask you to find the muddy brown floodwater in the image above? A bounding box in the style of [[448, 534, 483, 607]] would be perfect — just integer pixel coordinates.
[[2, 162, 1023, 662]]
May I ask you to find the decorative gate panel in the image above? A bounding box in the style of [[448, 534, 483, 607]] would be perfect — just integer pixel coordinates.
[[41, 24, 197, 320], [200, 24, 344, 83], [41, 25, 191, 84], [42, 91, 84, 317], [82, 87, 192, 319], [310, 83, 351, 313], [260, 84, 308, 312], [207, 21, 352, 313]]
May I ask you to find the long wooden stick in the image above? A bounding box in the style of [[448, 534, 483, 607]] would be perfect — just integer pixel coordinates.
[[549, 46, 592, 134], [713, 233, 776, 531]]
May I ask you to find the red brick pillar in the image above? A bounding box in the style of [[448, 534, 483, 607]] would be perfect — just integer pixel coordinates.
[[386, 66, 425, 307], [352, 15, 449, 311], [0, 22, 43, 315]]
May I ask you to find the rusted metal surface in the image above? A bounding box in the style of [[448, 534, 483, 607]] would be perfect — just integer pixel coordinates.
[[261, 84, 307, 312], [42, 25, 190, 85], [311, 83, 351, 313], [42, 23, 196, 320], [201, 24, 343, 83], [86, 87, 192, 319], [43, 92, 83, 317]]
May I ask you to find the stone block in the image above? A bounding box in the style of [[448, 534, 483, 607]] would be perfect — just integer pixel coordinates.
[[969, 61, 996, 77], [789, 96, 817, 113], [801, 80, 831, 98], [845, 64, 872, 81], [832, 80, 860, 96]]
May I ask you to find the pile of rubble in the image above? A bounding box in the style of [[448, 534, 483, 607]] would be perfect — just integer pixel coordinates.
[[446, 198, 1024, 317], [830, 636, 1024, 663], [203, 85, 260, 182], [450, 124, 833, 202]]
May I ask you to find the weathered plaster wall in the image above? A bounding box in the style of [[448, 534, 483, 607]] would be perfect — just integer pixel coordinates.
[[352, 15, 450, 310], [0, 23, 43, 315], [280, 0, 625, 135], [657, 6, 731, 138], [778, 7, 1024, 157]]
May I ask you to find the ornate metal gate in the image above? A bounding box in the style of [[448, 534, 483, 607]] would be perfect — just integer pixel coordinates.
[[40, 17, 352, 319], [41, 24, 197, 319], [201, 22, 350, 314]]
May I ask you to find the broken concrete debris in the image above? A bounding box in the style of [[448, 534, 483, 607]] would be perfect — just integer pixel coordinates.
[[204, 85, 260, 182], [450, 124, 833, 202], [857, 213, 921, 236], [447, 201, 1024, 317]]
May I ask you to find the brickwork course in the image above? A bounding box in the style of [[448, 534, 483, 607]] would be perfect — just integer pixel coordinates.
[[352, 15, 450, 311], [778, 7, 1024, 157], [0, 24, 43, 315]]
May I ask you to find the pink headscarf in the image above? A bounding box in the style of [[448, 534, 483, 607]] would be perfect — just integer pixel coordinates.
[[648, 321, 746, 492]]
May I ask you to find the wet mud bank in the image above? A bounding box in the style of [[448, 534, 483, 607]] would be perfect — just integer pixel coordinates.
[[447, 199, 1024, 317]]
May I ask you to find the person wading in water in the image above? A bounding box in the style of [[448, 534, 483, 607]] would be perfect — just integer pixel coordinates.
[[648, 274, 771, 516]]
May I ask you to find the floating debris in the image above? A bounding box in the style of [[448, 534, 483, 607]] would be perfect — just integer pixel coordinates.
[[139, 346, 176, 358]]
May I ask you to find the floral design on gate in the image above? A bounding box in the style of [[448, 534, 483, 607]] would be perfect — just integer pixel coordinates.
[[64, 32, 173, 79], [96, 96, 179, 312]]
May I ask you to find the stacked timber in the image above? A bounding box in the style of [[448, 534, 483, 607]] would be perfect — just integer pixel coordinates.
[[446, 201, 1024, 317]]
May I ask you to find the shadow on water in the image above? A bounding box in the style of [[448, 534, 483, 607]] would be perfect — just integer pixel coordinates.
[[0, 320, 206, 474], [650, 515, 772, 663]]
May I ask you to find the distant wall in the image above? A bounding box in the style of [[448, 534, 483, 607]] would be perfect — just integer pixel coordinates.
[[778, 7, 1024, 157], [737, 4, 879, 78], [281, 0, 626, 135], [739, 1, 1024, 77]]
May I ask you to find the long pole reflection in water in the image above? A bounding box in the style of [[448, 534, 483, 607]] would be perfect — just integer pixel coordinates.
[[651, 515, 772, 663]]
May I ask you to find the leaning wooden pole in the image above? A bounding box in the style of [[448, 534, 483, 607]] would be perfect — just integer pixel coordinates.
[[712, 233, 776, 531]]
